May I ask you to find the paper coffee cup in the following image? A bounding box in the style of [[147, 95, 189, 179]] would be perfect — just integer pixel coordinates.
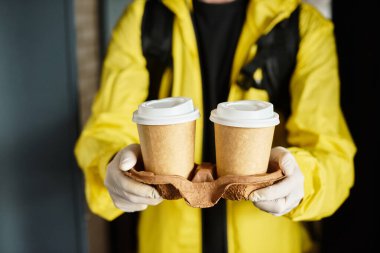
[[132, 97, 200, 178], [210, 100, 280, 176]]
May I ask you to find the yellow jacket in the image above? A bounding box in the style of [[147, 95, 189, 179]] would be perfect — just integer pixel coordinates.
[[74, 0, 356, 252]]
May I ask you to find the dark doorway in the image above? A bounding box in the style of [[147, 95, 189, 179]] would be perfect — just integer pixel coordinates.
[[321, 1, 378, 252]]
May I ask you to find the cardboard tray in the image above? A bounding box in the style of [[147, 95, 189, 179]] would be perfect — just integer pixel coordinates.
[[124, 163, 284, 208]]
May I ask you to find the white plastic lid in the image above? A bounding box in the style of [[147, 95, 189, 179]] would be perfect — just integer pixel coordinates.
[[209, 100, 280, 128], [132, 97, 200, 125]]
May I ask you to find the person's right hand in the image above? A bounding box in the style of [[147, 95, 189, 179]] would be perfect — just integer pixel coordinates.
[[105, 144, 163, 212]]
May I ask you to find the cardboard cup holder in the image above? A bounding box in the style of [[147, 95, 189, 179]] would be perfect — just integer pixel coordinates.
[[124, 163, 285, 208]]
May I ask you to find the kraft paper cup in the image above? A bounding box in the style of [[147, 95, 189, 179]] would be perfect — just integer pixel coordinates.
[[210, 100, 280, 177], [132, 97, 200, 178]]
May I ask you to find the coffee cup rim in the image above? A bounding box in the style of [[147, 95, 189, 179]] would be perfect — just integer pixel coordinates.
[[209, 100, 280, 128], [133, 97, 200, 125]]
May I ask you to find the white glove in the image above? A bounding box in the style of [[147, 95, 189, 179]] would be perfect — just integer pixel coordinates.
[[250, 147, 304, 216], [105, 144, 163, 212]]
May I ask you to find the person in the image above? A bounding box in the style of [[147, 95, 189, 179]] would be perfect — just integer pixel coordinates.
[[74, 0, 356, 252]]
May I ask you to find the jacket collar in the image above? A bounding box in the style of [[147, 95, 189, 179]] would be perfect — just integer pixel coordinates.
[[162, 0, 300, 55]]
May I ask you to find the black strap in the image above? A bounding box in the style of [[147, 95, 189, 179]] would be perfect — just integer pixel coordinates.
[[142, 0, 174, 101], [237, 6, 300, 116], [142, 2, 300, 114]]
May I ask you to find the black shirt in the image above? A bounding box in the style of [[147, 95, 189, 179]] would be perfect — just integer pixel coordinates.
[[192, 1, 247, 253], [193, 0, 247, 163]]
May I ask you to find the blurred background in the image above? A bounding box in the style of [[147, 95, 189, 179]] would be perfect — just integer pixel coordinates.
[[0, 0, 377, 252]]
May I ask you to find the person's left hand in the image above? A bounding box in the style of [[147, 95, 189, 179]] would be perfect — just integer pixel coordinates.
[[250, 147, 304, 216]]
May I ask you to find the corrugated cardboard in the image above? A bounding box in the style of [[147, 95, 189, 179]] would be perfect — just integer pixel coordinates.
[[124, 163, 284, 208]]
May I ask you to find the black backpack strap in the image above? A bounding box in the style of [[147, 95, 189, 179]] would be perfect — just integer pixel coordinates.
[[141, 0, 174, 101], [237, 6, 300, 116]]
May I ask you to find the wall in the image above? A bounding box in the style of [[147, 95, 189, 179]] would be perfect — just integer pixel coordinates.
[[0, 0, 87, 252], [74, 0, 110, 252]]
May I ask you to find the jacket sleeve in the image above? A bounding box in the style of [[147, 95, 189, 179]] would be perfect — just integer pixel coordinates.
[[74, 1, 148, 221], [285, 4, 356, 221]]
